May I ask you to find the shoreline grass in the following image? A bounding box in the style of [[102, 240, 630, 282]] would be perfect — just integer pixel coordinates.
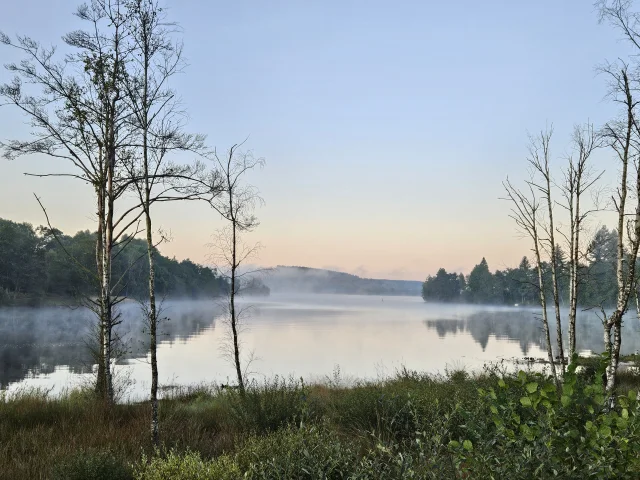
[[2, 361, 640, 479]]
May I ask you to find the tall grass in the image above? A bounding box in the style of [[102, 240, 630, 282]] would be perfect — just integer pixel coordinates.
[[3, 364, 640, 478]]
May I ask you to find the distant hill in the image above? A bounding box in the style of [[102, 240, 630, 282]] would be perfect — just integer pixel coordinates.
[[261, 266, 422, 296]]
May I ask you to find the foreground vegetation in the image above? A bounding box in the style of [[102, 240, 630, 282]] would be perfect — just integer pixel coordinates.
[[3, 360, 640, 479]]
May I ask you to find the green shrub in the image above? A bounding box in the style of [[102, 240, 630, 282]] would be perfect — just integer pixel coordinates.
[[134, 426, 358, 480], [134, 450, 239, 480], [450, 359, 640, 479], [51, 450, 133, 480], [237, 424, 359, 479]]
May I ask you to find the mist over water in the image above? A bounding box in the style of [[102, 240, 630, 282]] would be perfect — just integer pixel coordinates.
[[2, 294, 640, 400]]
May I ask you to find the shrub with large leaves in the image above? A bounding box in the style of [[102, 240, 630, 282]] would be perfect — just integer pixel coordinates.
[[450, 358, 640, 479]]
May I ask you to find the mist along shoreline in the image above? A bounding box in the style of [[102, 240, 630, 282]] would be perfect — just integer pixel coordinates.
[[3, 356, 640, 479], [2, 296, 640, 478], [3, 294, 637, 398]]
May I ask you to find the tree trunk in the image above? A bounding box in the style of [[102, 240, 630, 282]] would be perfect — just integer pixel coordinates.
[[230, 217, 244, 392], [101, 144, 116, 403], [142, 78, 159, 446], [146, 206, 158, 445], [534, 236, 558, 384], [95, 180, 107, 398], [568, 185, 579, 361], [545, 182, 565, 374]]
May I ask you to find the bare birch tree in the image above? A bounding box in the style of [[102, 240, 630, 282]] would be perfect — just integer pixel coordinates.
[[597, 0, 640, 393], [559, 123, 602, 362], [0, 0, 144, 402], [599, 64, 640, 394], [503, 178, 558, 384], [207, 145, 264, 393], [122, 0, 208, 444], [527, 127, 566, 374]]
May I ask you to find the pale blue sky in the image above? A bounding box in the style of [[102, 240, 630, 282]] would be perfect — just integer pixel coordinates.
[[0, 1, 630, 279]]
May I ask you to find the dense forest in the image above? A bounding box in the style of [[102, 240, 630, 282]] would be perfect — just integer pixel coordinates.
[[0, 218, 229, 305], [422, 226, 619, 306]]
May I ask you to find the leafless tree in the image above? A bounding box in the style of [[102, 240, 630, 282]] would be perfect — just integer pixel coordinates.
[[0, 0, 143, 402], [597, 0, 640, 394], [207, 145, 264, 393], [558, 123, 602, 362], [122, 0, 207, 444], [503, 178, 558, 385], [527, 127, 566, 374], [599, 64, 640, 394]]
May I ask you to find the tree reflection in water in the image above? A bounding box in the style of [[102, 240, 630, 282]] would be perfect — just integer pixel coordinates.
[[424, 307, 640, 357]]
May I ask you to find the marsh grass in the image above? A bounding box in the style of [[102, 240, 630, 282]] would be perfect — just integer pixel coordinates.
[[3, 362, 640, 479]]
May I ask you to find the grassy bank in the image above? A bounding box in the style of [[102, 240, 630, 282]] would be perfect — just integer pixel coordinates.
[[3, 361, 640, 479]]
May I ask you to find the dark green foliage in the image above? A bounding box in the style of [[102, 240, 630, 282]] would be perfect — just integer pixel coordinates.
[[51, 450, 133, 480], [450, 358, 640, 479], [423, 229, 622, 306], [0, 219, 46, 299], [580, 226, 619, 307], [467, 257, 496, 304], [422, 268, 464, 302], [0, 218, 227, 304]]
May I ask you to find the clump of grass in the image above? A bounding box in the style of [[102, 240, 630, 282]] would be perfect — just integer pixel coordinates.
[[51, 450, 133, 480]]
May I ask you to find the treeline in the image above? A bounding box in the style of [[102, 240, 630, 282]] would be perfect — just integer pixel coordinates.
[[422, 226, 618, 306], [0, 218, 228, 305]]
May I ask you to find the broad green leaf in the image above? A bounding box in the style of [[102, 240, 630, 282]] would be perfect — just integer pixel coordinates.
[[563, 385, 573, 396], [599, 425, 611, 437], [498, 378, 506, 388], [448, 440, 460, 449], [561, 395, 571, 407], [526, 382, 538, 394], [463, 440, 473, 452], [622, 408, 629, 420], [628, 390, 637, 401], [520, 396, 532, 407], [518, 371, 527, 383], [490, 405, 498, 414]]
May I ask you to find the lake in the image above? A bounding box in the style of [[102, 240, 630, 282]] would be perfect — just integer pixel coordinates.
[[2, 293, 640, 400]]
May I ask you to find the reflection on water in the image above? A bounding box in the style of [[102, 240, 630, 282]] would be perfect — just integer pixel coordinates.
[[2, 294, 639, 399], [424, 307, 640, 356]]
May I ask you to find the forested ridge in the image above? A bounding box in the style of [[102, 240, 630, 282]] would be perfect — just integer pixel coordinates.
[[423, 226, 619, 306], [0, 217, 228, 305]]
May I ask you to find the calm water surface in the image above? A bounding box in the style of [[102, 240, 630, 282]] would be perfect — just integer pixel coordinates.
[[2, 293, 640, 400]]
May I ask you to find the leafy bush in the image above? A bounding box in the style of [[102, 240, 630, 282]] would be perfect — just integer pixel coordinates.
[[450, 359, 640, 479], [51, 450, 133, 480]]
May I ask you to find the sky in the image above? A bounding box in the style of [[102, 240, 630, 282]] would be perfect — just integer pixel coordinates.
[[0, 0, 633, 280]]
